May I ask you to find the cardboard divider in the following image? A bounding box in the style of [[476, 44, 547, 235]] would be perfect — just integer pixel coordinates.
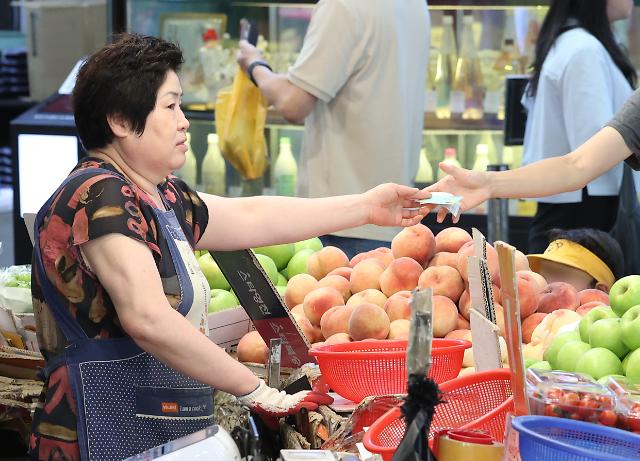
[[210, 250, 311, 368], [495, 242, 529, 416]]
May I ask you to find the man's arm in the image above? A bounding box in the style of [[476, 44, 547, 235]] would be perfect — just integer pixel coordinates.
[[237, 41, 316, 123]]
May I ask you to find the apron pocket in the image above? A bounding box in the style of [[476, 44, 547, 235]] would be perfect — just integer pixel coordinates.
[[135, 385, 214, 420]]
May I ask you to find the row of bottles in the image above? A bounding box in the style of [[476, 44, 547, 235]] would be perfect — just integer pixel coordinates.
[[416, 143, 491, 186], [173, 132, 299, 197], [428, 12, 531, 121]]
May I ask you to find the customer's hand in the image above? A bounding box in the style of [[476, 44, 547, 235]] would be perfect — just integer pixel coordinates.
[[237, 40, 263, 73], [237, 379, 333, 419], [363, 183, 432, 228], [426, 163, 491, 223]]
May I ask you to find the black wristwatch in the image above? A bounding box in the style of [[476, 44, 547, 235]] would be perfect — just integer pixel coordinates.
[[247, 60, 272, 87]]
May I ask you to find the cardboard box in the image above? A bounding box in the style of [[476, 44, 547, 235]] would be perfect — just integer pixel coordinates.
[[207, 306, 252, 350]]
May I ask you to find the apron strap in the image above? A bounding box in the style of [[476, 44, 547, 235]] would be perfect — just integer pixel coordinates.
[[34, 167, 124, 342]]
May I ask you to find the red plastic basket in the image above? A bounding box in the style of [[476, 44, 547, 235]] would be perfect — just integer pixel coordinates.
[[363, 368, 514, 461], [308, 339, 471, 403]]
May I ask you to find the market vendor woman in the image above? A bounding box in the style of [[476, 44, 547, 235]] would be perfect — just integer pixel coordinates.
[[29, 34, 430, 461]]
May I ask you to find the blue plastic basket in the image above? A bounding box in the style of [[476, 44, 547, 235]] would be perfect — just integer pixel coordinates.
[[512, 416, 640, 461]]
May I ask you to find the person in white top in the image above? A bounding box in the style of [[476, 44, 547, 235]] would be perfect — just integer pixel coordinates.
[[521, 0, 636, 253], [237, 0, 431, 244]]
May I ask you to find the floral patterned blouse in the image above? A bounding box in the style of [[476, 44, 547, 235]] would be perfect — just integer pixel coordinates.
[[29, 158, 209, 461]]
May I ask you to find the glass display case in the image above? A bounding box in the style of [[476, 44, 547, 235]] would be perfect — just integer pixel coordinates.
[[108, 0, 640, 249]]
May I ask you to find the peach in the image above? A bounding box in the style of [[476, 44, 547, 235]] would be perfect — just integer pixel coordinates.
[[290, 303, 305, 318], [350, 251, 371, 268], [457, 241, 500, 283], [294, 314, 320, 343], [384, 291, 412, 321], [237, 331, 269, 364], [379, 257, 423, 297], [517, 270, 547, 291], [445, 328, 471, 341], [327, 266, 353, 281], [459, 284, 501, 320], [456, 314, 470, 330], [576, 301, 607, 316], [516, 273, 541, 319], [350, 258, 386, 293], [372, 247, 395, 267], [522, 341, 545, 362], [318, 274, 351, 302], [348, 303, 391, 340], [310, 341, 325, 349], [307, 246, 349, 280], [494, 303, 506, 337], [530, 309, 582, 346], [521, 312, 547, 343], [303, 287, 345, 326], [285, 274, 319, 309], [418, 265, 464, 302], [537, 282, 580, 314], [515, 250, 530, 272], [320, 305, 354, 339], [391, 224, 436, 267], [435, 227, 472, 253], [578, 289, 609, 306], [388, 319, 411, 340], [433, 295, 458, 338], [428, 252, 459, 269], [324, 332, 352, 345], [346, 288, 388, 309]]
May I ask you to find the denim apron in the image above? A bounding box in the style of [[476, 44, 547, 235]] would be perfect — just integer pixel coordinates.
[[35, 168, 214, 461]]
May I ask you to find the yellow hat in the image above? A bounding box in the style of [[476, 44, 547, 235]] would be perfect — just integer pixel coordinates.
[[527, 239, 615, 288]]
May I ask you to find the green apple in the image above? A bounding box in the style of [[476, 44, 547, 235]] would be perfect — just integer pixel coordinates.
[[280, 268, 289, 279], [623, 353, 631, 375], [293, 237, 323, 253], [276, 285, 287, 297], [286, 248, 315, 278], [255, 253, 279, 285], [625, 349, 640, 378], [530, 361, 552, 371], [556, 340, 591, 372], [579, 306, 617, 342], [597, 374, 626, 386], [543, 330, 581, 369], [589, 318, 629, 358], [575, 347, 623, 380], [253, 243, 295, 271], [276, 273, 288, 287], [198, 253, 231, 290], [621, 305, 640, 351], [610, 275, 640, 317], [524, 357, 538, 368], [208, 289, 239, 313]]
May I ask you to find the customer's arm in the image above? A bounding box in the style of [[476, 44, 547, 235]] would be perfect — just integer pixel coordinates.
[[237, 41, 316, 123], [428, 127, 631, 222], [81, 234, 260, 396]]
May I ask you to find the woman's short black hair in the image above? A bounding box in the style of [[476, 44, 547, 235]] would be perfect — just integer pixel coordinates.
[[547, 228, 625, 280], [72, 33, 184, 151]]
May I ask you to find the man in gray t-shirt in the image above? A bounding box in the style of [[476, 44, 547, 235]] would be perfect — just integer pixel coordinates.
[[608, 88, 640, 171], [237, 0, 431, 242]]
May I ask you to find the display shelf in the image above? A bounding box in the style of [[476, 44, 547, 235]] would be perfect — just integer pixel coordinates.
[[231, 0, 549, 9], [184, 108, 504, 133]]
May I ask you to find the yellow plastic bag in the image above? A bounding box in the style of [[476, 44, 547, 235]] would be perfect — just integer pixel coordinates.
[[215, 68, 268, 180]]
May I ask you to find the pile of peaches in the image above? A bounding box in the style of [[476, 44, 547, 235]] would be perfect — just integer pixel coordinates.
[[237, 224, 609, 369]]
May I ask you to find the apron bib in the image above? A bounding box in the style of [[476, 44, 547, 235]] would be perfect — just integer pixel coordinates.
[[35, 168, 214, 461]]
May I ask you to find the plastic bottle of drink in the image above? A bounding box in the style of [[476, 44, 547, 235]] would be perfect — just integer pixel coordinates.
[[438, 147, 462, 181], [434, 15, 457, 119], [415, 147, 434, 186], [274, 137, 298, 196], [472, 143, 490, 172], [491, 38, 523, 120], [451, 15, 485, 120], [201, 133, 226, 196], [175, 132, 197, 186]]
